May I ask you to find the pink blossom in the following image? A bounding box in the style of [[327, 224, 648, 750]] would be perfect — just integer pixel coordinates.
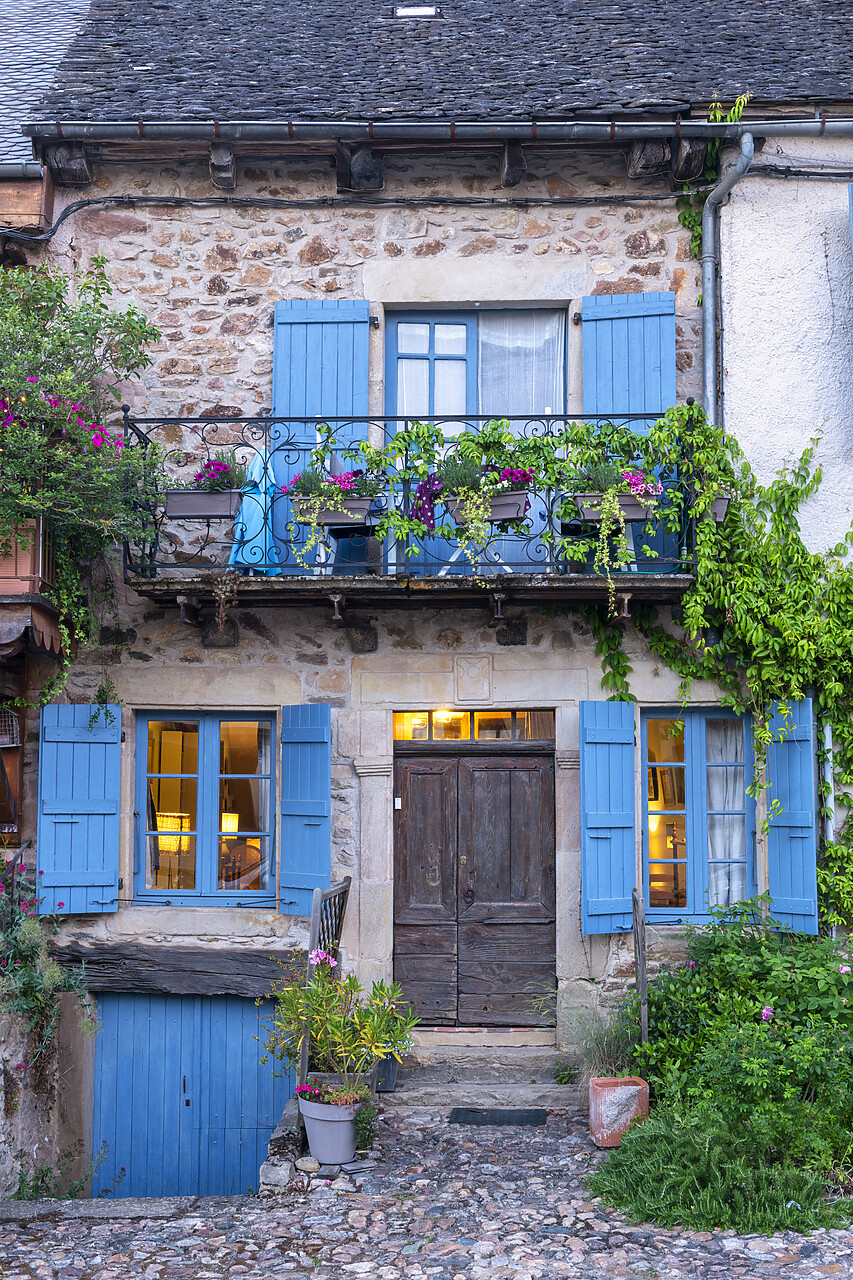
[[761, 1005, 773, 1021], [840, 965, 851, 974], [309, 948, 337, 967], [57, 901, 65, 909]]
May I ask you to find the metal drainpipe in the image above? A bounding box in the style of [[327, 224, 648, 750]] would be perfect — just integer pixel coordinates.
[[701, 133, 754, 423], [0, 162, 42, 179]]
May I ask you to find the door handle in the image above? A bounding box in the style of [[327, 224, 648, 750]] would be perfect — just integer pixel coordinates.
[[463, 872, 476, 907], [459, 856, 467, 866]]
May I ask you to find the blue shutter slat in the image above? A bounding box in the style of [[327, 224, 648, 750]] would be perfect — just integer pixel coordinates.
[[37, 703, 121, 915], [766, 699, 819, 934], [280, 703, 332, 914], [580, 700, 636, 934], [582, 291, 676, 427]]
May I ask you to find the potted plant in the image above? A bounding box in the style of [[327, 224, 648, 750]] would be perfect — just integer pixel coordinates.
[[260, 950, 418, 1166], [568, 463, 662, 522], [284, 468, 382, 527], [440, 457, 533, 529], [164, 450, 248, 519]]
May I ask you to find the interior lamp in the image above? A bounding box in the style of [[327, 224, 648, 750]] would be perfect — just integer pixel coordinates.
[[434, 709, 453, 723], [156, 812, 189, 854], [221, 812, 240, 834]]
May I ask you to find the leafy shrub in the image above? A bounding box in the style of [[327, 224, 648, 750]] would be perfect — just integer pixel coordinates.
[[13, 1140, 125, 1200], [587, 1106, 849, 1234]]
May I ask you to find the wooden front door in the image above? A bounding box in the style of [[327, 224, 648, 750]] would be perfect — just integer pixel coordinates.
[[394, 754, 556, 1025]]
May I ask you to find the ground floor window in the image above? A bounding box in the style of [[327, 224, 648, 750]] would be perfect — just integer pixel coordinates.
[[136, 713, 275, 904], [643, 709, 754, 915]]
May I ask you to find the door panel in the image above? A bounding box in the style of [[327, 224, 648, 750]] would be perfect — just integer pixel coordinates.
[[393, 752, 555, 1026], [92, 994, 290, 1197]]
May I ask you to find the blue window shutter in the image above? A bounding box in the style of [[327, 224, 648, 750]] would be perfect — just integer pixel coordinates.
[[766, 699, 819, 934], [580, 700, 636, 934], [582, 291, 676, 430], [280, 703, 332, 915], [37, 704, 121, 915]]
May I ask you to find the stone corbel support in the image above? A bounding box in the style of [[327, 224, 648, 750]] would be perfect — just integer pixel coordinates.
[[556, 750, 580, 770], [209, 143, 236, 189], [354, 758, 393, 778]]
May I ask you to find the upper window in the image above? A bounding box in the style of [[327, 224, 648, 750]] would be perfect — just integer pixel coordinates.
[[137, 713, 275, 904], [386, 310, 568, 423], [643, 710, 754, 916]]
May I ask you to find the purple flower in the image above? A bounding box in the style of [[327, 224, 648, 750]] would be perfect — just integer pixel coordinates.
[[309, 947, 337, 967], [840, 965, 851, 975], [761, 1005, 773, 1021]]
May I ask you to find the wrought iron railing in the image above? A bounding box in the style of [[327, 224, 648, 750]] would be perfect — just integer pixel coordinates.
[[121, 410, 696, 581]]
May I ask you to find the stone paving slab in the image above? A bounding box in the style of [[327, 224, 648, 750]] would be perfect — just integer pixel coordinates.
[[0, 1108, 851, 1279]]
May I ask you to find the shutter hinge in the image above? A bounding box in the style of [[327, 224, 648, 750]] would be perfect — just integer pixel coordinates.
[[572, 311, 582, 325], [121, 731, 126, 742], [118, 877, 123, 890]]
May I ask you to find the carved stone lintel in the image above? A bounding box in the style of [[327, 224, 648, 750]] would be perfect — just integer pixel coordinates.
[[354, 757, 393, 777], [556, 750, 580, 770]]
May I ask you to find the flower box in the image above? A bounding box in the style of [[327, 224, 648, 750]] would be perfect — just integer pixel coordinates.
[[290, 496, 373, 526], [444, 490, 529, 525], [164, 488, 242, 519], [573, 493, 658, 523], [700, 496, 730, 523]]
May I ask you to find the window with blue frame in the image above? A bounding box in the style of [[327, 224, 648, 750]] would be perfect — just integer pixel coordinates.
[[136, 714, 275, 904], [643, 709, 755, 916], [386, 310, 568, 419]]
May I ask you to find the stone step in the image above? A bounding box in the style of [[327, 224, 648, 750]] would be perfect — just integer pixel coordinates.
[[382, 1081, 582, 1109], [400, 1046, 568, 1083]]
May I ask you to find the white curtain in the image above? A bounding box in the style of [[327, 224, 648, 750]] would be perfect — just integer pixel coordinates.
[[706, 720, 747, 907], [478, 311, 566, 417]]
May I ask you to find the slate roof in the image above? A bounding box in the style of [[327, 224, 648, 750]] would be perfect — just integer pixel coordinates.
[[20, 0, 853, 132], [1, 0, 93, 161]]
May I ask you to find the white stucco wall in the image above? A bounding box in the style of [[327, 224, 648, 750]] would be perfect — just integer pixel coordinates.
[[720, 138, 853, 552]]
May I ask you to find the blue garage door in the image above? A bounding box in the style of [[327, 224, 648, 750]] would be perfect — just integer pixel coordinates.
[[92, 993, 292, 1197]]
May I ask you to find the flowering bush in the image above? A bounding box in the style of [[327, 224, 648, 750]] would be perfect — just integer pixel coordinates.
[[260, 952, 419, 1097]]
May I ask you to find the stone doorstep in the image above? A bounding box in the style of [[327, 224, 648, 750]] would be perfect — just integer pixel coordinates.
[[0, 1196, 205, 1222], [411, 1027, 556, 1049]]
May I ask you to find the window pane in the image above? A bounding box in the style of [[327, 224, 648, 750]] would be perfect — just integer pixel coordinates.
[[397, 359, 429, 417], [648, 766, 686, 811], [475, 711, 513, 740], [649, 861, 687, 908], [706, 719, 744, 763], [397, 322, 430, 354], [393, 712, 429, 740], [648, 815, 687, 863], [146, 832, 196, 890], [147, 778, 198, 831], [708, 860, 747, 908], [647, 719, 684, 764], [434, 360, 467, 416], [434, 324, 467, 355], [707, 765, 744, 811], [432, 711, 469, 741], [708, 814, 747, 863], [219, 779, 270, 834], [478, 311, 566, 417], [516, 710, 555, 740], [220, 721, 270, 776], [218, 835, 271, 891], [147, 721, 198, 775]]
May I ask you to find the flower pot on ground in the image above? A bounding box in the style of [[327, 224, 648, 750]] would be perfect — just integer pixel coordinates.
[[375, 1054, 399, 1093], [297, 1081, 362, 1165], [588, 1076, 649, 1148], [164, 488, 243, 519]]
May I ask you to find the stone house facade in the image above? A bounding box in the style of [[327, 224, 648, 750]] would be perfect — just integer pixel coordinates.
[[1, 0, 853, 1198]]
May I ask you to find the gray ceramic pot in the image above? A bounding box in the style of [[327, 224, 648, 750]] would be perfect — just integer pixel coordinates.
[[444, 490, 529, 525], [573, 493, 657, 522], [298, 1096, 358, 1165], [290, 496, 373, 526]]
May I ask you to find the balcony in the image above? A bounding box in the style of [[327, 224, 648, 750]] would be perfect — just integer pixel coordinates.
[[122, 411, 698, 614], [0, 520, 63, 660]]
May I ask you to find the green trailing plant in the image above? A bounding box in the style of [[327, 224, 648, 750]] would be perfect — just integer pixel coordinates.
[[0, 851, 99, 1084], [676, 93, 752, 258], [0, 258, 164, 704]]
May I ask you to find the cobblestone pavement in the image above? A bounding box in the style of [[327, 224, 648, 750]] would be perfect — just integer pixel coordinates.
[[1, 1108, 852, 1279]]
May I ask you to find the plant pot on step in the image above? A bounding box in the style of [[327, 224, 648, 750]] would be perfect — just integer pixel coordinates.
[[444, 490, 530, 525], [573, 493, 657, 523], [375, 1054, 399, 1093], [290, 496, 374, 527], [165, 488, 242, 519], [588, 1076, 649, 1148], [298, 1096, 359, 1165]]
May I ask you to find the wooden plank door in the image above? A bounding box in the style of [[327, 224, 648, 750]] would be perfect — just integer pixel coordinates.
[[393, 758, 458, 1022], [457, 756, 556, 1025]]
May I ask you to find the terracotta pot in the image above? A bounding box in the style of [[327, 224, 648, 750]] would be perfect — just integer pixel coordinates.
[[444, 490, 529, 525], [588, 1076, 649, 1148], [573, 493, 657, 523], [290, 496, 373, 526], [165, 488, 242, 519]]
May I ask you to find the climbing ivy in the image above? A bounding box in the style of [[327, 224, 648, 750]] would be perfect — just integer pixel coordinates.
[[677, 93, 752, 257], [583, 402, 853, 928]]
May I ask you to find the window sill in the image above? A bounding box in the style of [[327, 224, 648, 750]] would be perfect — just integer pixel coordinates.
[[132, 893, 278, 909]]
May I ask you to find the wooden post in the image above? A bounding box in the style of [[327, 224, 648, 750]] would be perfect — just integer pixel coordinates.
[[632, 887, 648, 1044]]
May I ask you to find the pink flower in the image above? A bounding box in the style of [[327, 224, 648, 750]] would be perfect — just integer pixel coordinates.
[[57, 901, 65, 909], [840, 965, 851, 975], [26, 376, 38, 383], [92, 433, 105, 447], [761, 1006, 773, 1021], [309, 948, 337, 967]]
